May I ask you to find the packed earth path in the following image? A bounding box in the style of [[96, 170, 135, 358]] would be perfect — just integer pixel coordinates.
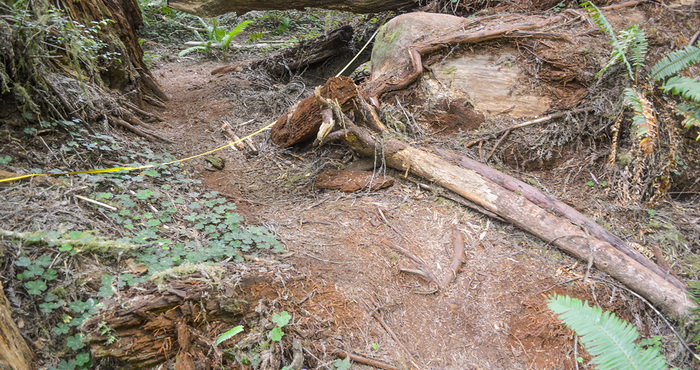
[[145, 57, 653, 369]]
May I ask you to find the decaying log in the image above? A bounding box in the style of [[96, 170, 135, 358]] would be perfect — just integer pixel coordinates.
[[271, 76, 697, 320], [315, 170, 394, 192], [83, 264, 305, 368], [0, 282, 34, 370], [212, 25, 354, 77], [170, 0, 418, 17]]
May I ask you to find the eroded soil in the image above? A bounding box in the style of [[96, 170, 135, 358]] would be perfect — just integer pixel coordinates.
[[145, 58, 667, 369]]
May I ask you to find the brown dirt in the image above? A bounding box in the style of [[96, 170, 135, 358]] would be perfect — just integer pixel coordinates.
[[142, 58, 650, 369]]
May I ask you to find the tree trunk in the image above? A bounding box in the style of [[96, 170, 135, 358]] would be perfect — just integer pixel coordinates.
[[0, 282, 34, 370], [169, 0, 418, 17]]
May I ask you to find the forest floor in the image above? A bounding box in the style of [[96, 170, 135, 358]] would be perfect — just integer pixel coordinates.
[[1, 3, 699, 369], [141, 50, 690, 368]]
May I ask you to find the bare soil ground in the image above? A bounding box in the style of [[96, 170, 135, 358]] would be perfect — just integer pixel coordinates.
[[147, 57, 689, 368]]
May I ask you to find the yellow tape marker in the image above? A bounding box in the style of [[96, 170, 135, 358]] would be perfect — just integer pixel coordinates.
[[0, 120, 276, 184]]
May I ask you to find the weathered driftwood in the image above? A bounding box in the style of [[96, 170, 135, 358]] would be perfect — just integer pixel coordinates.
[[272, 76, 697, 320], [169, 0, 418, 17], [0, 282, 34, 370], [212, 25, 354, 77]]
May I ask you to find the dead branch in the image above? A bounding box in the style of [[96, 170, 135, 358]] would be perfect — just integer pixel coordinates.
[[332, 349, 398, 370], [369, 310, 420, 369], [466, 108, 594, 148], [440, 229, 467, 288], [221, 122, 247, 151]]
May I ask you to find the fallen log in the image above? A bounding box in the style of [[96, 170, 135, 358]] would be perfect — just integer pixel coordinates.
[[212, 25, 354, 77], [169, 0, 418, 17], [271, 76, 697, 320]]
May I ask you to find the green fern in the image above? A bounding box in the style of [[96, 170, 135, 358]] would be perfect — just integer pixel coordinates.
[[581, 2, 616, 40], [624, 88, 648, 133], [547, 295, 668, 370], [582, 2, 647, 80], [650, 44, 700, 81], [659, 76, 700, 102], [214, 325, 244, 346]]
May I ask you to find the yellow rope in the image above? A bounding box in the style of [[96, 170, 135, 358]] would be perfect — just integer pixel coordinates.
[[0, 120, 276, 184]]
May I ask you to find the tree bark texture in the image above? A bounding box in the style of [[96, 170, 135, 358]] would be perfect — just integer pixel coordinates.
[[55, 0, 168, 102], [0, 282, 34, 370], [169, 0, 418, 16]]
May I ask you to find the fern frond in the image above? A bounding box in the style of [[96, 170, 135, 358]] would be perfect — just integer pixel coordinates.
[[660, 76, 700, 102], [220, 20, 252, 51], [629, 25, 648, 72], [581, 2, 617, 41], [650, 44, 700, 81], [214, 325, 244, 346], [547, 295, 668, 370], [677, 102, 700, 139], [623, 88, 657, 154]]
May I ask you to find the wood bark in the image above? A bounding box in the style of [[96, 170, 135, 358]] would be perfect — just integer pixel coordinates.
[[0, 282, 34, 370], [212, 25, 354, 77], [273, 77, 697, 320], [169, 0, 418, 17]]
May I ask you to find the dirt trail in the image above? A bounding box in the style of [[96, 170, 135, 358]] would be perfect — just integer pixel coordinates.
[[150, 59, 624, 369]]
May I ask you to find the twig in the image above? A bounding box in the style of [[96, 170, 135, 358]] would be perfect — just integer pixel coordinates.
[[74, 194, 117, 211], [377, 208, 411, 244], [440, 229, 467, 288], [370, 311, 420, 369], [466, 108, 594, 148], [484, 129, 511, 163], [221, 122, 246, 151], [690, 30, 700, 47], [600, 0, 645, 11], [590, 277, 700, 361], [332, 349, 398, 370], [300, 252, 351, 265]]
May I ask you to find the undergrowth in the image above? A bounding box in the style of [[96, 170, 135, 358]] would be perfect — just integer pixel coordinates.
[[0, 119, 282, 368]]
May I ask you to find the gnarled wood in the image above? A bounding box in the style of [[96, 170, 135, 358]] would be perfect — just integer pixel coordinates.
[[169, 0, 418, 17], [0, 282, 34, 370]]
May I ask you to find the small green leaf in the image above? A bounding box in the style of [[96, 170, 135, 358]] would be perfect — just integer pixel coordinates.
[[66, 334, 85, 350], [272, 311, 291, 327], [75, 352, 90, 366], [215, 325, 244, 346], [53, 323, 70, 335], [25, 280, 47, 295], [333, 357, 352, 370], [269, 327, 284, 342]]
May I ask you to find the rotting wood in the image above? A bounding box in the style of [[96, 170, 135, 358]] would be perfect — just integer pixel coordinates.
[[363, 14, 568, 103], [0, 282, 34, 370], [169, 0, 418, 17]]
